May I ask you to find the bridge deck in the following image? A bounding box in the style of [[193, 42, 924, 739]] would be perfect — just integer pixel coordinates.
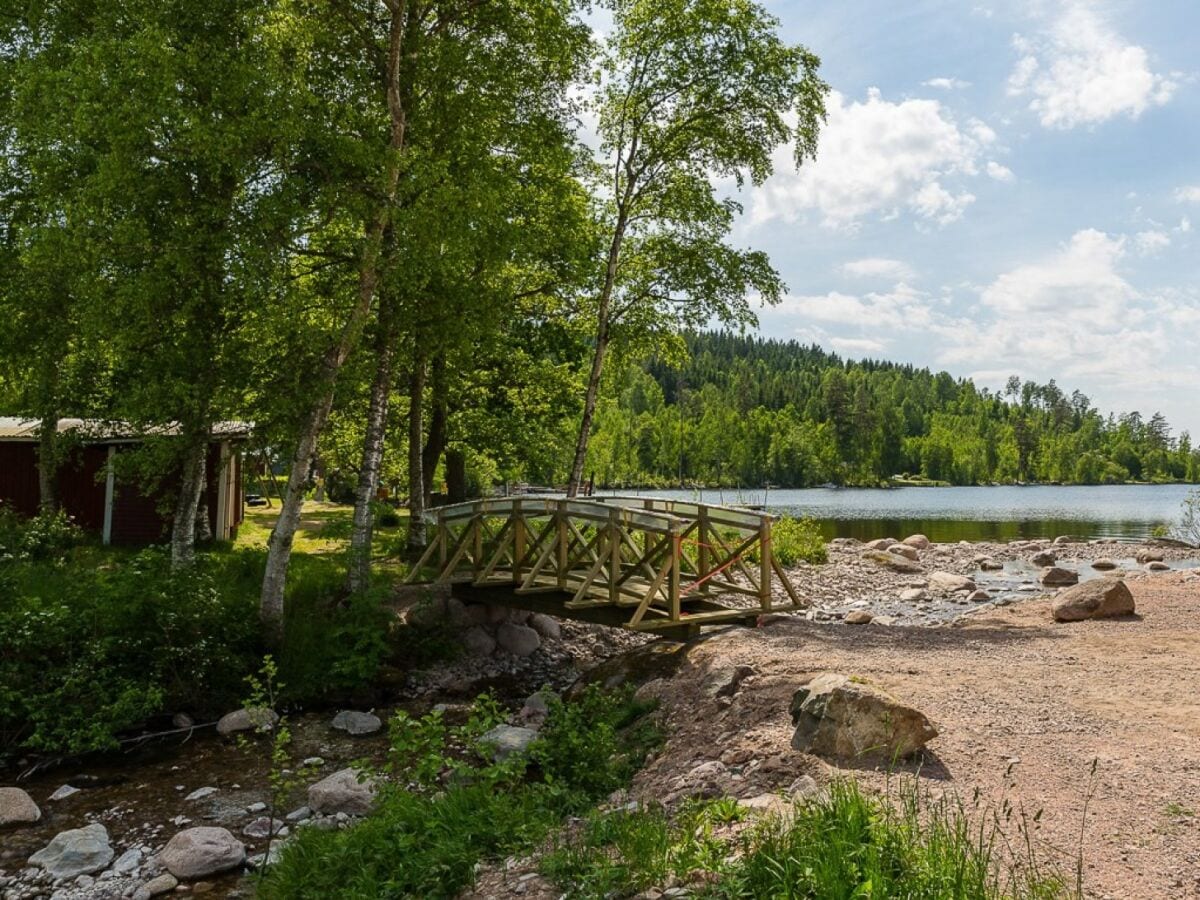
[[405, 495, 805, 631]]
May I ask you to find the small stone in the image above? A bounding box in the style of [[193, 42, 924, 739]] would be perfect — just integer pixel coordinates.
[[1040, 566, 1079, 587], [865, 538, 896, 550], [133, 872, 178, 900], [184, 787, 218, 802], [113, 847, 143, 875], [301, 757, 325, 768], [0, 787, 41, 826], [461, 626, 497, 656], [1091, 558, 1118, 570], [1031, 550, 1056, 567], [215, 707, 278, 737], [527, 613, 561, 640], [48, 785, 80, 803], [843, 610, 873, 624], [479, 725, 539, 761], [1135, 548, 1165, 564], [929, 571, 976, 593], [246, 802, 267, 814], [172, 713, 195, 730], [902, 534, 931, 549], [1051, 579, 1135, 622], [242, 817, 285, 839], [887, 543, 919, 561], [1146, 560, 1170, 571], [966, 590, 990, 601], [977, 558, 1003, 571], [899, 588, 928, 602], [307, 769, 377, 816], [158, 826, 245, 879], [331, 710, 382, 736], [28, 823, 114, 879], [495, 623, 541, 657], [284, 806, 311, 823]]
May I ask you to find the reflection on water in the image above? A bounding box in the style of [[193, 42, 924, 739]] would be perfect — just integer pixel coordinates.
[[600, 484, 1195, 542]]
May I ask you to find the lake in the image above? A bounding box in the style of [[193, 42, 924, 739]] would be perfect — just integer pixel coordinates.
[[597, 484, 1197, 542]]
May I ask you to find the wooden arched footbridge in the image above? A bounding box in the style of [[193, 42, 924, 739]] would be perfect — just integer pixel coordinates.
[[405, 496, 805, 634]]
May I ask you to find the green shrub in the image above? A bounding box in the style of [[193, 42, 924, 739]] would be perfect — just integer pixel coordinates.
[[0, 507, 85, 560], [770, 516, 828, 565], [259, 688, 662, 900], [0, 549, 258, 756]]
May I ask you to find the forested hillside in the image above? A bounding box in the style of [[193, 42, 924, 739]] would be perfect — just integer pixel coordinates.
[[586, 332, 1200, 487]]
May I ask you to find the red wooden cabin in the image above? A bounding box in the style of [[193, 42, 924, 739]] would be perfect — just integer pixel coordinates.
[[0, 418, 248, 545]]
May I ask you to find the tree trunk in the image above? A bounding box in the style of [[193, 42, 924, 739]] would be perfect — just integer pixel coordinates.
[[36, 416, 59, 515], [446, 448, 467, 504], [345, 308, 399, 594], [406, 355, 427, 551], [567, 207, 629, 497], [421, 352, 447, 506], [194, 452, 213, 543], [170, 434, 207, 570], [259, 1, 411, 640]]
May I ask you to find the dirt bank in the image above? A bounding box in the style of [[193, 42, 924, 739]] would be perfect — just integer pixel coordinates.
[[629, 568, 1200, 898]]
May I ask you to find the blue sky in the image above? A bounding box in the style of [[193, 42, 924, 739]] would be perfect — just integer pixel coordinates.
[[726, 1, 1200, 435]]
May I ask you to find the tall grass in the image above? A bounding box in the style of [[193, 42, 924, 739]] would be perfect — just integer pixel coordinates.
[[541, 779, 1069, 899]]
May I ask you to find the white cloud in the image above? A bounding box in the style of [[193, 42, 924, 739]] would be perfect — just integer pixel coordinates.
[[750, 88, 992, 229], [986, 160, 1016, 182], [839, 258, 916, 281], [1175, 185, 1200, 204], [1179, 217, 1192, 234], [1008, 4, 1176, 129], [771, 283, 934, 332], [1134, 229, 1171, 256], [830, 337, 889, 355], [923, 77, 971, 90]]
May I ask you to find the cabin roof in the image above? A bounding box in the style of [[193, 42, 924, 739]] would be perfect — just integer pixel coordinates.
[[0, 417, 252, 443]]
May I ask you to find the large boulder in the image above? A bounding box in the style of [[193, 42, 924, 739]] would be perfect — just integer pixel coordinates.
[[1136, 548, 1165, 564], [0, 787, 40, 826], [865, 538, 896, 550], [28, 823, 114, 879], [216, 707, 279, 736], [861, 551, 923, 574], [902, 534, 931, 550], [790, 674, 937, 760], [887, 543, 919, 561], [929, 571, 976, 594], [1040, 566, 1079, 587], [495, 622, 541, 657], [307, 768, 376, 816], [331, 710, 382, 736], [1052, 578, 1135, 622], [158, 826, 245, 879]]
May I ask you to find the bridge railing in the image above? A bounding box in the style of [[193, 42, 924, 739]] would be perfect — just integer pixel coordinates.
[[405, 495, 803, 630]]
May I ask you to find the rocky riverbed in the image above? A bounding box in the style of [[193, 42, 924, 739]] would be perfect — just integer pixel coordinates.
[[772, 535, 1199, 627], [3, 536, 1197, 899]]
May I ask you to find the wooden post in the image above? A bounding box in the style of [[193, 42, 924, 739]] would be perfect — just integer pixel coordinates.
[[669, 523, 682, 623], [759, 517, 772, 610], [471, 510, 483, 579], [609, 510, 621, 606], [556, 500, 568, 590], [698, 506, 710, 595], [437, 509, 447, 570], [512, 499, 525, 584]]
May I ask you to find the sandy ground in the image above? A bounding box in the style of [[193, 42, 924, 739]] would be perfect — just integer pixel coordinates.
[[621, 569, 1200, 899]]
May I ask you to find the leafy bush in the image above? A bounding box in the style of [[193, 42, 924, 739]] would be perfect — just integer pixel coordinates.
[[771, 516, 828, 565], [371, 500, 402, 528], [0, 546, 396, 758], [259, 688, 661, 900], [0, 549, 258, 756], [0, 507, 85, 560]]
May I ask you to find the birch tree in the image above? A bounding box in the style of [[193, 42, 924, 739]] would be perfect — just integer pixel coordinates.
[[565, 0, 828, 496]]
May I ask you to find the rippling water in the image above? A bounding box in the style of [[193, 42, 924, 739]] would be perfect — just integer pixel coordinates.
[[599, 484, 1196, 542]]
